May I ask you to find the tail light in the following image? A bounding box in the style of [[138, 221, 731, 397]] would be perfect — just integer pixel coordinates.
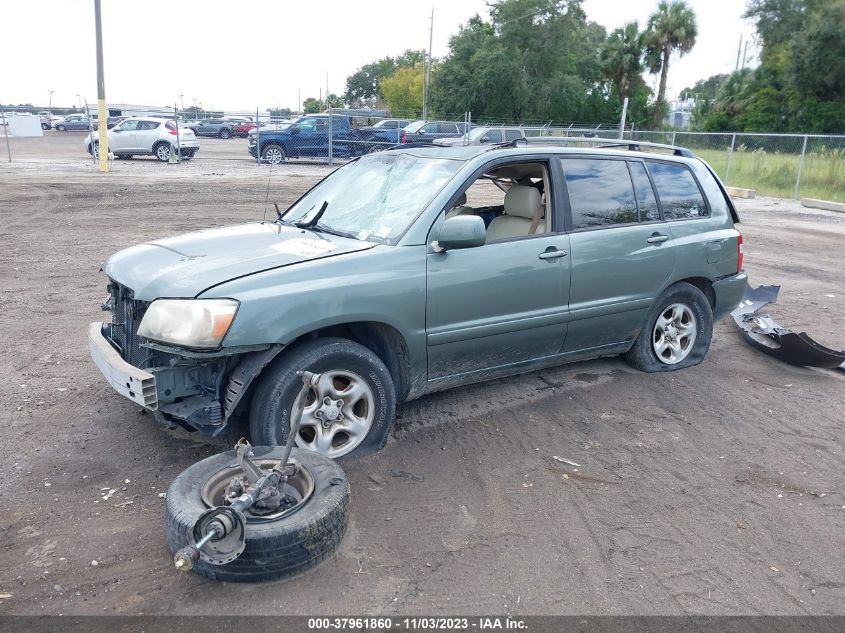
[[400, 130, 406, 143], [736, 231, 744, 272]]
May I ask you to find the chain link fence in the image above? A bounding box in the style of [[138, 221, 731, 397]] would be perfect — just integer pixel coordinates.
[[4, 104, 844, 203], [624, 130, 845, 203]]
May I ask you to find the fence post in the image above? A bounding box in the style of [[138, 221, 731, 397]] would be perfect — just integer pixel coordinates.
[[671, 130, 676, 146], [255, 107, 260, 164], [725, 133, 737, 185], [793, 134, 808, 200], [174, 104, 181, 163], [2, 111, 10, 162], [328, 111, 333, 167]]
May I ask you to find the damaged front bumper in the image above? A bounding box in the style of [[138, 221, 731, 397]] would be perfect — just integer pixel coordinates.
[[89, 321, 283, 435], [730, 285, 845, 370]]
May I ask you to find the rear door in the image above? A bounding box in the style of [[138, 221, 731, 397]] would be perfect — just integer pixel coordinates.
[[134, 120, 161, 151], [561, 157, 676, 352]]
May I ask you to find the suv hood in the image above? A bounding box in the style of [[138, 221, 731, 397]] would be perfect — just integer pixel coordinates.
[[103, 222, 375, 300]]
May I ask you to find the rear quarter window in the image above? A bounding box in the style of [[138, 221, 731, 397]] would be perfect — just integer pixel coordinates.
[[647, 162, 709, 220]]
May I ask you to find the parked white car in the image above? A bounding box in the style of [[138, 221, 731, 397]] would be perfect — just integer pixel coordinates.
[[85, 117, 199, 161]]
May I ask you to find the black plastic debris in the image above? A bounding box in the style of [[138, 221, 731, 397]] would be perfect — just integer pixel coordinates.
[[731, 284, 845, 370]]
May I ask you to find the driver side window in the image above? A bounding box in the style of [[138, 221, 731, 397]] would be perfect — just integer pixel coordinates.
[[445, 162, 552, 242]]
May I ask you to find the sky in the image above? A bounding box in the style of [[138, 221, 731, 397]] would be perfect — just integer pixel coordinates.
[[1, 0, 756, 114]]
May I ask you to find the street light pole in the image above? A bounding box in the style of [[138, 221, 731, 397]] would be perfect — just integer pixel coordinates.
[[76, 94, 82, 111], [178, 94, 184, 111], [48, 90, 54, 116], [93, 0, 108, 172]]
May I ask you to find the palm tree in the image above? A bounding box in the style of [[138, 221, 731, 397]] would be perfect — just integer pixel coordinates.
[[645, 0, 698, 125], [601, 22, 645, 102]]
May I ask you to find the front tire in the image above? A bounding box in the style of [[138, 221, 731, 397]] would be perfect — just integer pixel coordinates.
[[261, 143, 286, 164], [625, 282, 713, 372], [219, 128, 231, 139], [249, 338, 397, 460], [164, 446, 349, 582], [57, 124, 66, 131]]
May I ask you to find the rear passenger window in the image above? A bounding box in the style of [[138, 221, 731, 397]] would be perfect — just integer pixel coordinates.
[[561, 159, 638, 228], [647, 162, 708, 219], [628, 162, 660, 221]]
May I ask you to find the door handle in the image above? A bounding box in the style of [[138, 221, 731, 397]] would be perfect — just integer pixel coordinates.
[[647, 233, 669, 244], [538, 248, 568, 260]]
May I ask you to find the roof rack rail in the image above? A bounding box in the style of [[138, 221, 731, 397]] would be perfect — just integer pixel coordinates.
[[517, 136, 695, 158]]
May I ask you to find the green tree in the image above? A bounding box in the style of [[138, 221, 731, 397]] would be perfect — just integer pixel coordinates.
[[344, 50, 425, 105], [269, 107, 292, 118], [645, 0, 698, 126], [601, 22, 645, 102], [379, 64, 424, 117], [430, 1, 610, 123], [302, 97, 321, 114]]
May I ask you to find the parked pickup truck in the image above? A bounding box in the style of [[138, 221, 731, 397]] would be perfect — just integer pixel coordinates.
[[248, 114, 365, 163]]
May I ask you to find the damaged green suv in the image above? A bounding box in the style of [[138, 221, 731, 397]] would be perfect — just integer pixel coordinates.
[[89, 139, 747, 459]]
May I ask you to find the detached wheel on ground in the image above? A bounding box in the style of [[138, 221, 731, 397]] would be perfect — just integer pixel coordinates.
[[261, 143, 286, 164], [154, 142, 172, 162], [165, 446, 349, 582], [249, 337, 397, 460], [625, 281, 713, 372]]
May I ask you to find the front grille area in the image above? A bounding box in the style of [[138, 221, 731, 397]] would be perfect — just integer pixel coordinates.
[[105, 282, 151, 367]]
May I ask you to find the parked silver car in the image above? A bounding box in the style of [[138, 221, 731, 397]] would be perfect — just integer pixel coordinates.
[[434, 126, 525, 147], [85, 117, 199, 161]]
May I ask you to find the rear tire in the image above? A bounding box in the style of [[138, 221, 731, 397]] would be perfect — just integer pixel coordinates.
[[57, 124, 66, 131], [88, 143, 98, 158], [164, 446, 349, 583], [625, 282, 713, 372], [219, 128, 231, 139], [154, 142, 172, 162]]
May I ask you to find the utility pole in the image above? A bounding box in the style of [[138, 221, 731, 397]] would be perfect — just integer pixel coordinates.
[[75, 93, 82, 111], [326, 72, 330, 110], [178, 94, 184, 110], [298, 88, 301, 114], [618, 97, 629, 139], [93, 0, 108, 172], [735, 33, 743, 72], [48, 90, 54, 115], [741, 40, 749, 69], [422, 8, 434, 120]]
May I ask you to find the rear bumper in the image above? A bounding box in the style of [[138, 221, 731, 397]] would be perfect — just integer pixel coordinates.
[[712, 271, 748, 320], [88, 322, 157, 409]]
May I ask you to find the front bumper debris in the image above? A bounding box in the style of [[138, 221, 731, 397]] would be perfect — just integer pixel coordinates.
[[88, 322, 157, 408], [731, 284, 845, 370]]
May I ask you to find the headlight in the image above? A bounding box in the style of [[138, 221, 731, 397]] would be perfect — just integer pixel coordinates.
[[137, 299, 238, 349]]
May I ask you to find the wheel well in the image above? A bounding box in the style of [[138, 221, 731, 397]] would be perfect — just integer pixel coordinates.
[[296, 322, 411, 401], [678, 277, 715, 309]]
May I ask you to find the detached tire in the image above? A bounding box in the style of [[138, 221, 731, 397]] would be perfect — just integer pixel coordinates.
[[625, 281, 713, 372], [164, 446, 349, 583], [249, 337, 396, 460]]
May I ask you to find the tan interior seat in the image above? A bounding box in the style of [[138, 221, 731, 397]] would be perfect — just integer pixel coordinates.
[[445, 192, 474, 220], [486, 185, 545, 240]]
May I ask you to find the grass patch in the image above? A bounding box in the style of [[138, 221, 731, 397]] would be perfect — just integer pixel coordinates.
[[694, 145, 845, 203]]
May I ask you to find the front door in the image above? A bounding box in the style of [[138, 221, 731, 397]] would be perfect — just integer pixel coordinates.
[[425, 159, 570, 382], [560, 157, 676, 352], [109, 119, 140, 151]]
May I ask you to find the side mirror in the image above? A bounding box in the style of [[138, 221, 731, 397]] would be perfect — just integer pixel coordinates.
[[434, 215, 486, 251]]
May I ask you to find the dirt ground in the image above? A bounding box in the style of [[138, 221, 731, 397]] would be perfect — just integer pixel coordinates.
[[1, 138, 844, 616]]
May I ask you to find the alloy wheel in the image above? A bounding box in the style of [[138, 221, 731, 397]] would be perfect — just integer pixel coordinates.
[[652, 303, 697, 364]]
